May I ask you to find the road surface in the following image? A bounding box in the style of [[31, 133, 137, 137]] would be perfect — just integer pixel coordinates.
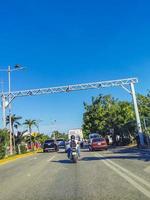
[[0, 147, 150, 200]]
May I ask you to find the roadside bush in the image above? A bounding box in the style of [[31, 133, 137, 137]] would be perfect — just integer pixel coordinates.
[[0, 144, 6, 159], [0, 129, 9, 159], [20, 145, 27, 154]]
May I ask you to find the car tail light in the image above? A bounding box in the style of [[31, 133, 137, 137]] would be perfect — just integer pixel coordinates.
[[101, 142, 106, 145], [93, 142, 98, 145]]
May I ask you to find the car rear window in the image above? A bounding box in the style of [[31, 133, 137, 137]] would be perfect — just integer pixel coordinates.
[[56, 139, 64, 142], [45, 140, 54, 143]]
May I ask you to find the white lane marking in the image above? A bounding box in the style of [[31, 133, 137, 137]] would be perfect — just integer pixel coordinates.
[[27, 173, 31, 177], [47, 156, 55, 162], [95, 153, 150, 199], [97, 153, 150, 189], [29, 157, 38, 161]]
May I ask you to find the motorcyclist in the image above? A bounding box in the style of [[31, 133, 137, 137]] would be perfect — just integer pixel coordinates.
[[66, 135, 80, 158]]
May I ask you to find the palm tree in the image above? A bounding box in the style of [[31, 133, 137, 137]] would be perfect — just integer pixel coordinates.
[[24, 119, 38, 148], [6, 114, 22, 153]]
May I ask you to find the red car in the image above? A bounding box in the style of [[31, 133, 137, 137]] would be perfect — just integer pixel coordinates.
[[89, 138, 108, 151]]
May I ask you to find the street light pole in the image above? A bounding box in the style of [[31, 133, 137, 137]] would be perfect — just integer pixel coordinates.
[[0, 80, 6, 129], [54, 120, 56, 140], [8, 66, 13, 155], [130, 82, 144, 146], [2, 94, 6, 128], [0, 65, 25, 155]]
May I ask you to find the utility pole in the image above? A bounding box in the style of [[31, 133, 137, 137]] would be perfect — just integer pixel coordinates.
[[8, 66, 13, 154], [54, 120, 56, 139], [130, 82, 144, 146], [0, 65, 24, 155], [0, 81, 6, 129], [2, 94, 6, 128]]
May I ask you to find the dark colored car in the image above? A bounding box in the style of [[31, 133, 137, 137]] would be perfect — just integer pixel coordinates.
[[43, 139, 59, 152], [89, 138, 108, 151], [56, 139, 66, 149]]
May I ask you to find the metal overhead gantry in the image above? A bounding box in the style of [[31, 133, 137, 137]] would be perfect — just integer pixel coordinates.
[[1, 77, 144, 146], [2, 77, 138, 98]]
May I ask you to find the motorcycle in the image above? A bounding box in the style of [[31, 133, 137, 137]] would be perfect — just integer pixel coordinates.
[[70, 147, 78, 163]]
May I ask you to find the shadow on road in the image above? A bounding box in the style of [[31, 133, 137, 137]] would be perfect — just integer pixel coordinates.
[[80, 151, 150, 162], [110, 146, 139, 153], [102, 155, 150, 162], [81, 157, 100, 161], [82, 155, 150, 162], [57, 151, 66, 154], [52, 160, 73, 164]]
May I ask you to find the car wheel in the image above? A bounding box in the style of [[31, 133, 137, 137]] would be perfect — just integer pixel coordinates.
[[55, 147, 59, 152], [89, 146, 92, 151]]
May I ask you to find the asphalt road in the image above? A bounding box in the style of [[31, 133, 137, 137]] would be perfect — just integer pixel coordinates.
[[0, 147, 150, 200]]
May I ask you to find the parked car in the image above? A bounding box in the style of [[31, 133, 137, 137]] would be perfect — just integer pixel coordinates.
[[88, 133, 101, 144], [56, 139, 66, 150], [89, 138, 108, 151], [43, 139, 59, 152]]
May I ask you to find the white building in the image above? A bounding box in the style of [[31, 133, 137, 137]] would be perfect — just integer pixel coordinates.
[[68, 128, 83, 140]]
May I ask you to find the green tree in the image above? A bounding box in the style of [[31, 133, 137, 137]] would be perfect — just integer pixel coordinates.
[[51, 131, 68, 140], [6, 114, 22, 153], [24, 119, 38, 146], [83, 95, 107, 137], [82, 94, 134, 141], [137, 93, 150, 119], [36, 133, 50, 144]]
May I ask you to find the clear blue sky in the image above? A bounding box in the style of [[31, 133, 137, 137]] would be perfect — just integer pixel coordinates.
[[0, 0, 150, 134]]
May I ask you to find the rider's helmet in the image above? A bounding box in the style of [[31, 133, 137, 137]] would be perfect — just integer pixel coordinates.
[[71, 135, 75, 140]]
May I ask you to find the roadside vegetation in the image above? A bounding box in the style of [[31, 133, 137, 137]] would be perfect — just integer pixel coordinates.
[[0, 117, 68, 159], [83, 92, 150, 146], [51, 130, 68, 140], [0, 129, 9, 159], [0, 117, 50, 159]]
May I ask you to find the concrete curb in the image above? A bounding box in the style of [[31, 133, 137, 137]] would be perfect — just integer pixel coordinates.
[[0, 151, 37, 166]]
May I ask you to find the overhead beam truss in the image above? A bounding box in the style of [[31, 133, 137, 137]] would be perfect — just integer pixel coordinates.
[[2, 77, 138, 99]]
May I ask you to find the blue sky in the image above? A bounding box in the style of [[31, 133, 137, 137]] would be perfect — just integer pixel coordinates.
[[0, 0, 150, 134]]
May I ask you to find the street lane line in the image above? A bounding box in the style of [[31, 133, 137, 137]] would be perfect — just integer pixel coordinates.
[[97, 153, 150, 189], [95, 153, 150, 199], [47, 156, 55, 162], [27, 173, 31, 177], [29, 157, 38, 161]]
